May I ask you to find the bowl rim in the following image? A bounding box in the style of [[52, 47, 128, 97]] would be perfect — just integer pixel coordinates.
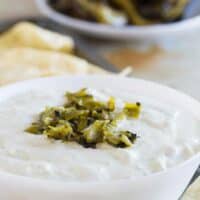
[[0, 74, 199, 187], [36, 0, 200, 39]]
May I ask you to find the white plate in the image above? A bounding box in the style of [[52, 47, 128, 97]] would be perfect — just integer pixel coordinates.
[[36, 0, 200, 40], [0, 75, 199, 200]]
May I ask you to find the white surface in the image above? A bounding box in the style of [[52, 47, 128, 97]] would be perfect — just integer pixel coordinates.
[[36, 0, 200, 40], [0, 75, 199, 200], [0, 0, 40, 20]]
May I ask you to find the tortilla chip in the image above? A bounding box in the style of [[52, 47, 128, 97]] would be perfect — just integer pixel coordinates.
[[0, 22, 74, 53], [0, 47, 106, 85], [183, 178, 200, 200]]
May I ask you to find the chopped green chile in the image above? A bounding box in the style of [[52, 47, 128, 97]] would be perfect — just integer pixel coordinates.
[[25, 88, 141, 148], [124, 102, 141, 118]]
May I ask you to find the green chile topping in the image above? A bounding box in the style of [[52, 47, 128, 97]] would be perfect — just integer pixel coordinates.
[[26, 88, 141, 148]]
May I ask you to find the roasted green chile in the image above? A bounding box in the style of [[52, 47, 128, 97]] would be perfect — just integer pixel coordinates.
[[26, 88, 141, 148], [49, 0, 190, 25]]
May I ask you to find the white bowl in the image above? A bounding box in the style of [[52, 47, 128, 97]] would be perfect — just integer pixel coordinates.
[[36, 0, 200, 40], [0, 75, 199, 200]]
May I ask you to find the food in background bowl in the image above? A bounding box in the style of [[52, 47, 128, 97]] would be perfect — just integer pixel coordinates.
[[48, 0, 191, 25]]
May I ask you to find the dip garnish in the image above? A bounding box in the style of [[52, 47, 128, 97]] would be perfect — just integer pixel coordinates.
[[26, 88, 141, 148]]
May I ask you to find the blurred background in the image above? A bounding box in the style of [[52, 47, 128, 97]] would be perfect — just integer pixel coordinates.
[[0, 0, 40, 20]]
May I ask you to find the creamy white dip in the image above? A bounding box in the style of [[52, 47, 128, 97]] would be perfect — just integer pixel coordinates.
[[0, 87, 199, 182]]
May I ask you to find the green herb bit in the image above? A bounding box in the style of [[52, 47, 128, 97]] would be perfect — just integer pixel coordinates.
[[82, 120, 107, 144], [123, 102, 141, 118], [25, 122, 42, 134], [106, 131, 137, 148], [44, 122, 73, 140], [107, 96, 115, 111]]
